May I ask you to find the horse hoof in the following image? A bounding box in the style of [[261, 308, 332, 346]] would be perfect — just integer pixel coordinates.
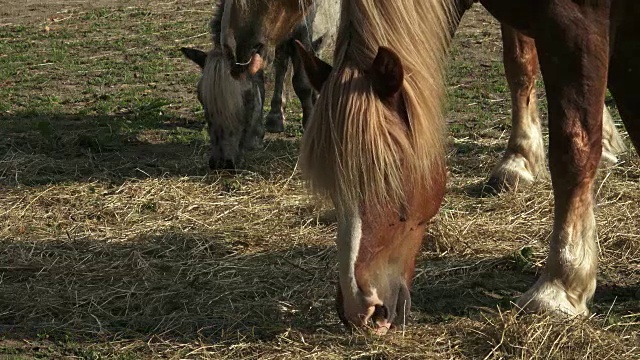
[[486, 155, 536, 193], [265, 113, 285, 133], [484, 172, 529, 195], [600, 149, 619, 167], [483, 177, 507, 196], [516, 279, 590, 317]]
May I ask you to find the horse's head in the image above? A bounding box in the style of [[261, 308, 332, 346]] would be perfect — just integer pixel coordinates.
[[181, 47, 262, 169], [220, 0, 314, 78], [296, 42, 446, 333]]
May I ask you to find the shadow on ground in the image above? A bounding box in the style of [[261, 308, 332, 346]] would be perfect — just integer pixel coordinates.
[[0, 231, 337, 343], [0, 110, 300, 186]]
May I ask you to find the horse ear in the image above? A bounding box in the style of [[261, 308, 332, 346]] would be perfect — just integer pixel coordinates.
[[369, 46, 404, 100], [181, 47, 207, 69], [294, 40, 332, 91]]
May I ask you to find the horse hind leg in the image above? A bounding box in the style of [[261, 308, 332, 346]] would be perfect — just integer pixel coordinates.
[[290, 23, 317, 130], [265, 40, 290, 133], [516, 5, 610, 315], [608, 3, 640, 157], [487, 25, 625, 193], [487, 24, 545, 192]]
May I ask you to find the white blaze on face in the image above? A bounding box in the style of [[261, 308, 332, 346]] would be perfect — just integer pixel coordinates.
[[335, 209, 382, 325], [336, 210, 362, 300]]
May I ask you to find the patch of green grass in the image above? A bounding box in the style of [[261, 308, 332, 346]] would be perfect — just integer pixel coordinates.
[[166, 126, 207, 145], [509, 246, 535, 272]]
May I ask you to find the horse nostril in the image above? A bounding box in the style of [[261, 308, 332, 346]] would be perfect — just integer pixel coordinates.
[[371, 304, 389, 324]]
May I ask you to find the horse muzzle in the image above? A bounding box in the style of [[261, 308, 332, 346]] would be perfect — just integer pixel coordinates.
[[336, 280, 412, 335]]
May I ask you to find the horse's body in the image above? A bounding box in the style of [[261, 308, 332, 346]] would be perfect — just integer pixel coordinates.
[[476, 0, 640, 316], [222, 0, 339, 131], [453, 0, 626, 192], [222, 0, 640, 331]]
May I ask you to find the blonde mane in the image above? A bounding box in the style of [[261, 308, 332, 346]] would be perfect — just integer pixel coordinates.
[[301, 0, 456, 211], [199, 50, 246, 131]]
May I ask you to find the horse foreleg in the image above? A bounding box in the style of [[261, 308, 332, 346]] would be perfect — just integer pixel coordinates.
[[291, 38, 317, 129], [516, 3, 610, 315], [265, 40, 291, 133], [241, 75, 266, 152], [487, 24, 545, 192]]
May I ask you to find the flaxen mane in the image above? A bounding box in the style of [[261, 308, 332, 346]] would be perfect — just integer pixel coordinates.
[[300, 0, 456, 211]]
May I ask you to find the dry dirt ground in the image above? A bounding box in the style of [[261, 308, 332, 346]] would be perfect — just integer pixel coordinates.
[[0, 1, 639, 359]]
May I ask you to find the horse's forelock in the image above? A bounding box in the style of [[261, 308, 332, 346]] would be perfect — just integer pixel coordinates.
[[199, 51, 246, 132]]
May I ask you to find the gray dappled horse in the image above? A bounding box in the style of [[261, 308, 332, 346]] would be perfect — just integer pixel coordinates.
[[181, 2, 264, 169], [181, 46, 264, 170], [182, 0, 339, 169]]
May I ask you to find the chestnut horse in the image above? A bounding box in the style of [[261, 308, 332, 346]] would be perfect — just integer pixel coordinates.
[[224, 0, 640, 332], [221, 0, 625, 187], [452, 1, 625, 192]]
